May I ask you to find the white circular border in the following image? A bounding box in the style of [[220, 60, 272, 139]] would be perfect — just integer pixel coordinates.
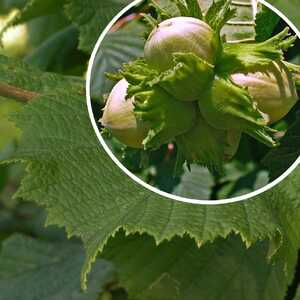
[[86, 0, 300, 205]]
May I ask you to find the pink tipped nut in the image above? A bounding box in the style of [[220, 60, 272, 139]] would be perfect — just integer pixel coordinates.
[[231, 62, 298, 124], [100, 79, 149, 148], [145, 17, 216, 71]]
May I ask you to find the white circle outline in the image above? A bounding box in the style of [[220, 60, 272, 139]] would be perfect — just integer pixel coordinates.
[[86, 0, 300, 205]]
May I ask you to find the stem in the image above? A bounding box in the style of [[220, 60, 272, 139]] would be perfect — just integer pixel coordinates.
[[294, 74, 300, 90], [0, 83, 39, 102]]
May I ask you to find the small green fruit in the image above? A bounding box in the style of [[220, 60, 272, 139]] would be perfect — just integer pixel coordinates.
[[133, 85, 197, 149], [176, 114, 241, 173], [198, 77, 278, 147], [100, 79, 149, 148], [158, 52, 214, 102], [144, 17, 216, 71], [231, 61, 298, 124]]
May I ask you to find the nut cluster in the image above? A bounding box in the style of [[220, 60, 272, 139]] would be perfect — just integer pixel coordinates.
[[100, 0, 298, 173]]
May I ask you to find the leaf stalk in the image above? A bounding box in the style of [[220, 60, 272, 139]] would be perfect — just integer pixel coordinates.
[[0, 82, 38, 102]]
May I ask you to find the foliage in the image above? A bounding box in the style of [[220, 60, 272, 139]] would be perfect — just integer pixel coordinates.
[[0, 234, 116, 300], [0, 0, 299, 299], [268, 0, 300, 28], [90, 20, 145, 100], [256, 5, 280, 42], [102, 231, 296, 300], [263, 114, 300, 180], [173, 164, 214, 200], [66, 0, 132, 53], [1, 53, 300, 295]]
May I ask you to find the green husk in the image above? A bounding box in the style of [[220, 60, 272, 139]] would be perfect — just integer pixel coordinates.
[[205, 0, 236, 33], [175, 114, 242, 175], [219, 27, 297, 75], [170, 0, 203, 19], [152, 52, 214, 101], [176, 114, 227, 174], [132, 84, 198, 149], [198, 77, 279, 147]]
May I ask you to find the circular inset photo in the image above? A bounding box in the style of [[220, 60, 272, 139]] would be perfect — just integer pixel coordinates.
[[87, 0, 300, 203]]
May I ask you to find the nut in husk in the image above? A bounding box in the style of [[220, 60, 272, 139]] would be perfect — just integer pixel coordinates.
[[132, 84, 198, 149], [144, 17, 216, 72], [198, 77, 279, 148], [100, 79, 150, 148], [176, 114, 241, 174], [157, 52, 214, 101], [231, 61, 298, 124]]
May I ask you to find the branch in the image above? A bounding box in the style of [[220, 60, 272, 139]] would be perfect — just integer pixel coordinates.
[[0, 83, 39, 102]]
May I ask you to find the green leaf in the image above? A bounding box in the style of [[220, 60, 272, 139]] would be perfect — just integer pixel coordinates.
[[0, 144, 23, 206], [91, 21, 145, 101], [15, 0, 66, 24], [25, 25, 79, 72], [0, 163, 8, 195], [295, 286, 300, 300], [0, 198, 66, 242], [65, 0, 132, 53], [0, 55, 84, 93], [0, 3, 75, 72], [148, 0, 173, 22], [268, 0, 300, 29], [0, 0, 27, 13], [102, 231, 299, 300], [255, 5, 280, 42], [0, 234, 116, 300], [1, 55, 300, 291], [218, 168, 269, 199], [0, 98, 21, 150], [263, 115, 300, 181], [151, 0, 181, 18], [173, 164, 214, 199]]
